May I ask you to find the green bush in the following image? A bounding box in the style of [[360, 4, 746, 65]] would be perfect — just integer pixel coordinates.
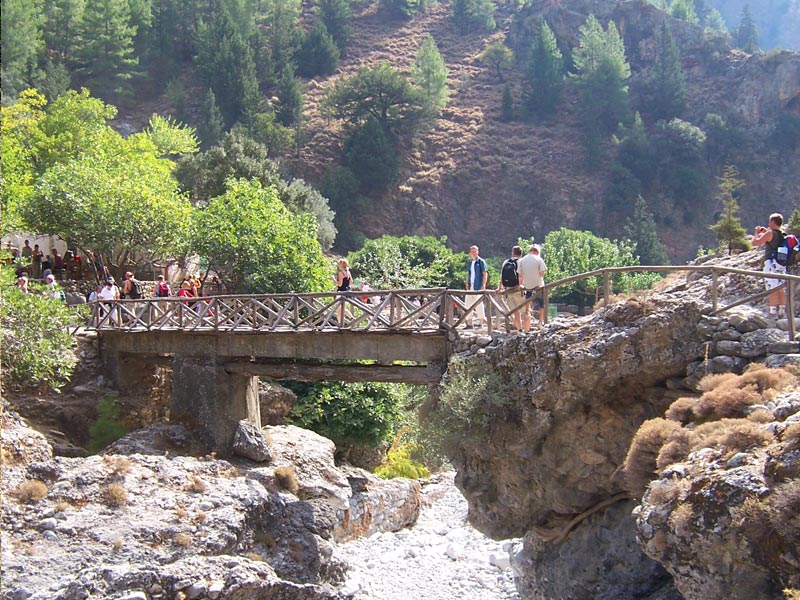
[[375, 442, 431, 479], [87, 396, 127, 453], [344, 118, 399, 193]]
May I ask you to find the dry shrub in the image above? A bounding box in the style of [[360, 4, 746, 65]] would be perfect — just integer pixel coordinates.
[[623, 419, 682, 499], [781, 423, 800, 449], [54, 500, 69, 512], [186, 475, 208, 493], [194, 511, 207, 524], [245, 551, 266, 562], [669, 502, 695, 537], [740, 367, 797, 394], [274, 465, 299, 495], [175, 507, 188, 520], [665, 397, 698, 424], [704, 386, 762, 418], [748, 408, 775, 423], [646, 478, 686, 506], [785, 589, 800, 600], [107, 456, 131, 477], [174, 532, 192, 547], [112, 537, 124, 551], [691, 419, 773, 454], [656, 429, 692, 469], [105, 483, 128, 507], [698, 372, 739, 392], [13, 480, 48, 503]]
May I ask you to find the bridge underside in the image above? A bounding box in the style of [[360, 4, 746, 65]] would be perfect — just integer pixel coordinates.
[[100, 330, 449, 456]]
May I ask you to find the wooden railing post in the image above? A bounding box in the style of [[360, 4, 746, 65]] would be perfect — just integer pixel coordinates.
[[788, 279, 796, 341], [485, 293, 493, 334], [711, 269, 718, 313], [603, 270, 611, 306], [543, 288, 550, 324]]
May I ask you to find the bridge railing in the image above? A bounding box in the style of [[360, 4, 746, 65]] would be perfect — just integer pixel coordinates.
[[83, 265, 799, 339]]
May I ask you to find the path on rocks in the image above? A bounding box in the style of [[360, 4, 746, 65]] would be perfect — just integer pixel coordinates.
[[336, 472, 520, 600]]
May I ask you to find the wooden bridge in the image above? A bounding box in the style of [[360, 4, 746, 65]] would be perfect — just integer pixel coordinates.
[[90, 265, 798, 456]]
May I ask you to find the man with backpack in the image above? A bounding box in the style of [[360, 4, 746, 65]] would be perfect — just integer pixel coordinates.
[[122, 271, 146, 325], [499, 245, 525, 331], [154, 274, 171, 298], [753, 212, 796, 317]]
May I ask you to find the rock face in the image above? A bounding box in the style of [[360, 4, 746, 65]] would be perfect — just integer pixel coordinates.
[[1, 419, 421, 600]]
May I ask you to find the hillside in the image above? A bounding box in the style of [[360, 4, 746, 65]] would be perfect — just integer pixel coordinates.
[[288, 0, 800, 261]]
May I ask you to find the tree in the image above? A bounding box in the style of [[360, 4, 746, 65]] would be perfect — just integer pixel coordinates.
[[319, 0, 352, 53], [615, 112, 657, 186], [735, 5, 759, 53], [522, 18, 563, 119], [1, 0, 44, 100], [501, 83, 514, 122], [344, 118, 400, 192], [275, 65, 303, 127], [543, 228, 660, 306], [191, 178, 329, 293], [413, 35, 449, 117], [263, 0, 302, 78], [655, 118, 708, 203], [571, 16, 632, 139], [650, 21, 686, 120], [453, 0, 496, 33], [623, 196, 669, 265], [669, 0, 698, 24], [38, 60, 72, 102], [709, 166, 749, 255], [297, 20, 340, 77], [197, 88, 225, 149], [74, 0, 140, 98], [347, 235, 468, 290], [43, 0, 85, 65], [322, 62, 423, 131], [478, 42, 513, 82], [381, 0, 423, 20], [250, 110, 294, 157], [787, 209, 800, 235]]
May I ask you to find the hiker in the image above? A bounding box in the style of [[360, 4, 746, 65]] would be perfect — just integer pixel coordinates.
[[16, 275, 30, 294], [517, 244, 547, 331], [51, 249, 65, 280], [31, 244, 43, 279], [154, 274, 171, 298], [753, 212, 787, 316], [465, 245, 488, 329], [44, 273, 66, 302], [334, 258, 353, 324], [498, 245, 525, 331], [98, 276, 121, 326]]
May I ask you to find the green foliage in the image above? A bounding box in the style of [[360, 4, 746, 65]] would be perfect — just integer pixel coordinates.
[[381, 0, 423, 19], [501, 83, 514, 122], [289, 381, 405, 448], [413, 35, 449, 117], [191, 178, 329, 293], [649, 21, 686, 120], [770, 112, 800, 152], [787, 209, 800, 235], [669, 0, 698, 24], [655, 118, 708, 203], [249, 110, 294, 157], [543, 228, 660, 305], [347, 235, 467, 289], [615, 113, 657, 185], [571, 15, 631, 137], [145, 114, 199, 156], [478, 42, 513, 82], [275, 65, 303, 128], [624, 196, 669, 265], [297, 20, 340, 77], [735, 4, 759, 53], [43, 0, 83, 66], [703, 113, 743, 165], [344, 118, 400, 193], [319, 0, 352, 53], [522, 17, 564, 119], [0, 0, 44, 100], [277, 179, 337, 251], [198, 88, 225, 149], [375, 440, 431, 479], [322, 62, 423, 131], [87, 396, 127, 453], [452, 0, 496, 33], [709, 165, 749, 255], [262, 0, 302, 80], [0, 266, 77, 390]]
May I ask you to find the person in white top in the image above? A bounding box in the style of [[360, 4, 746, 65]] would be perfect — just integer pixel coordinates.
[[97, 277, 121, 325], [516, 244, 547, 331]]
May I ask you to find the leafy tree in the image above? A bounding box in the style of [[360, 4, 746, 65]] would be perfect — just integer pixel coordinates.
[[297, 20, 340, 77], [413, 35, 449, 117], [453, 0, 496, 33], [571, 16, 632, 138], [703, 112, 741, 165], [623, 196, 669, 265], [249, 110, 294, 157], [478, 42, 513, 82], [319, 0, 352, 53], [655, 118, 708, 203], [347, 235, 468, 290], [344, 118, 400, 193], [735, 5, 759, 53], [615, 112, 657, 186], [43, 0, 83, 65], [275, 64, 303, 127], [669, 0, 698, 24], [650, 21, 686, 120], [322, 62, 423, 131], [277, 179, 337, 250], [709, 165, 749, 255], [145, 114, 199, 156], [74, 0, 140, 98], [0, 265, 77, 390], [289, 381, 405, 448], [543, 228, 659, 306], [191, 178, 329, 292], [522, 17, 563, 119], [263, 0, 302, 78], [501, 82, 514, 122], [381, 0, 423, 20], [0, 0, 44, 100], [38, 60, 72, 102], [198, 88, 225, 149]]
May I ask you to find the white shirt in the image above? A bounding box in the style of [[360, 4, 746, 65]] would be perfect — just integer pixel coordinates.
[[517, 253, 547, 289], [98, 285, 119, 301]]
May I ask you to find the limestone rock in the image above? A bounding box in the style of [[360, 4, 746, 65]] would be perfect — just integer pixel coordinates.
[[739, 329, 788, 358], [232, 420, 272, 463]]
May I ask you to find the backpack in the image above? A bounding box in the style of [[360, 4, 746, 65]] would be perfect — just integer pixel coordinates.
[[773, 231, 800, 267], [128, 279, 144, 299], [156, 282, 170, 297], [501, 258, 519, 288]]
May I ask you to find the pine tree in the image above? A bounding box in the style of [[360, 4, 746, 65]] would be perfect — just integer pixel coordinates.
[[523, 17, 563, 119], [1, 0, 44, 99], [501, 83, 514, 122], [709, 165, 749, 255], [651, 21, 686, 119], [198, 89, 225, 149], [43, 0, 83, 65], [669, 0, 698, 24], [319, 0, 352, 54], [413, 34, 449, 117], [478, 42, 513, 82], [624, 196, 669, 265], [266, 0, 302, 78], [571, 16, 632, 147], [735, 5, 759, 53], [75, 0, 140, 98], [297, 20, 340, 77], [453, 0, 496, 33], [276, 65, 303, 128]]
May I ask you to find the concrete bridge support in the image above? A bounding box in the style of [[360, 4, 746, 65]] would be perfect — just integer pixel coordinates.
[[171, 356, 261, 457]]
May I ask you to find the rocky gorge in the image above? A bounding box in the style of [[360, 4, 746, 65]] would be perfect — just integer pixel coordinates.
[[2, 249, 800, 599]]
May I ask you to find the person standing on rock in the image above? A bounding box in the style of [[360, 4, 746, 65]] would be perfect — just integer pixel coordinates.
[[465, 245, 488, 329], [753, 212, 787, 317], [517, 244, 547, 331], [498, 245, 524, 332]]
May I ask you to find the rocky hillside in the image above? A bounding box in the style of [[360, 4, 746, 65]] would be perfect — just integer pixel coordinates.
[[291, 0, 800, 261]]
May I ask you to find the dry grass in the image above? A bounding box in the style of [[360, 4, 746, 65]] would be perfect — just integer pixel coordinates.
[[175, 507, 188, 520], [245, 551, 267, 562], [623, 418, 682, 499], [54, 500, 70, 512], [669, 502, 695, 538], [105, 483, 128, 507], [665, 396, 698, 424], [112, 537, 124, 551], [655, 429, 692, 469], [647, 478, 687, 506], [174, 532, 192, 547], [781, 423, 800, 449], [274, 465, 299, 495], [13, 480, 48, 503], [186, 475, 208, 493], [747, 408, 775, 423], [690, 419, 773, 455], [106, 456, 131, 478]]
